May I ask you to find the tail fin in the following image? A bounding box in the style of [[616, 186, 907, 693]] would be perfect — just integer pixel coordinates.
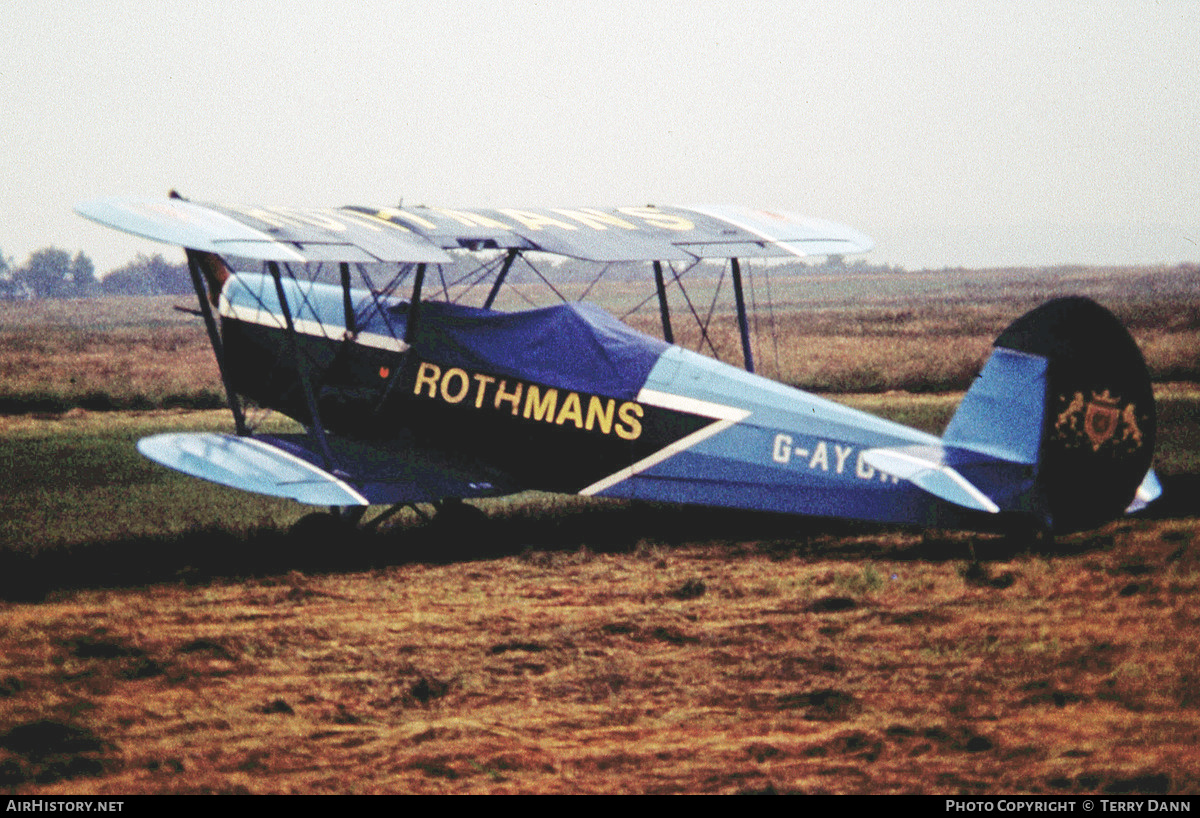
[[947, 297, 1157, 531]]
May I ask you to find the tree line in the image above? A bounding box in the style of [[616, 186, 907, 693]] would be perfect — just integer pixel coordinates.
[[0, 244, 913, 302], [0, 246, 192, 300]]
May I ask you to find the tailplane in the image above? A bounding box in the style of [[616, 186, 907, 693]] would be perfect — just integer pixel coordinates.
[[865, 297, 1158, 531]]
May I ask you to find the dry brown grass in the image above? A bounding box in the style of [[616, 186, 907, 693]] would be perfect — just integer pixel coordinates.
[[0, 327, 219, 409], [5, 320, 1191, 407], [1, 518, 1198, 794], [0, 297, 222, 411], [1, 267, 1196, 413]]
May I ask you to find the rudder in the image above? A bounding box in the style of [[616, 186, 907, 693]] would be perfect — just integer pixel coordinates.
[[994, 297, 1156, 531], [941, 297, 1156, 531]]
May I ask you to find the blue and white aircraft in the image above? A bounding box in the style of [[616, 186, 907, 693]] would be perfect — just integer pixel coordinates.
[[77, 195, 1160, 534]]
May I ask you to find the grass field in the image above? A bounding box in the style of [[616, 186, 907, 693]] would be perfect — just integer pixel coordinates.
[[1, 265, 1198, 794]]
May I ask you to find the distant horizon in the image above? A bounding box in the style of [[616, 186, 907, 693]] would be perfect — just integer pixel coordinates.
[[3, 214, 1196, 281]]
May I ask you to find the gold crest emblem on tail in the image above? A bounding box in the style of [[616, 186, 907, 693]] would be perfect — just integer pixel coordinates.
[[1054, 390, 1143, 454]]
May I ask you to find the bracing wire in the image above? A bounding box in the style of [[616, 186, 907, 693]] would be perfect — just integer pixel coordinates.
[[576, 262, 613, 302], [670, 261, 722, 360], [763, 262, 781, 377]]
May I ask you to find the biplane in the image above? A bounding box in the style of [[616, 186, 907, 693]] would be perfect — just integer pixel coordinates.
[[76, 195, 1160, 535]]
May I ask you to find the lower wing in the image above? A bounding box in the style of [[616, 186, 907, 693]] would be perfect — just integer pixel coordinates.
[[137, 432, 515, 506]]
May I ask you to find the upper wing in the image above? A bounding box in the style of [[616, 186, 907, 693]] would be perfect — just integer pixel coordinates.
[[77, 197, 872, 264], [75, 197, 453, 264]]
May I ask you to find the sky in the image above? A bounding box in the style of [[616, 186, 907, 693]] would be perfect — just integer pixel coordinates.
[[2, 1, 1198, 274]]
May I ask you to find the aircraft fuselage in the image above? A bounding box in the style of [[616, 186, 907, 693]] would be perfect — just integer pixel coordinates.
[[217, 272, 975, 527]]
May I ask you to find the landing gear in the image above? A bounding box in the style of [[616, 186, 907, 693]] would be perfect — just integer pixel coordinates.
[[285, 499, 495, 561], [422, 498, 493, 560], [289, 506, 365, 542], [431, 498, 488, 529]]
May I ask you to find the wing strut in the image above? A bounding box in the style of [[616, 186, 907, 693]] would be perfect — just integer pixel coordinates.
[[339, 262, 356, 334], [405, 263, 427, 343], [730, 258, 755, 373], [483, 249, 518, 310], [267, 261, 336, 470], [652, 260, 675, 344], [185, 249, 248, 436]]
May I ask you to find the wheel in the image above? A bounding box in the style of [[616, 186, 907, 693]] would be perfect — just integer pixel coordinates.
[[289, 508, 363, 543], [432, 498, 488, 527], [426, 499, 493, 559]]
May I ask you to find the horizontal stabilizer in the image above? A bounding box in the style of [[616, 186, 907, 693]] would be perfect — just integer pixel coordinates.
[[861, 445, 1000, 514], [1125, 469, 1163, 514], [138, 433, 371, 506]]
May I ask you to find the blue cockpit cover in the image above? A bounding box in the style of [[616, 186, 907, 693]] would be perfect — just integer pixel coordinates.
[[408, 301, 668, 400]]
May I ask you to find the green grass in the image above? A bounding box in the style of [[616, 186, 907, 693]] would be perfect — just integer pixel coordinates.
[[0, 412, 301, 552], [1, 386, 1195, 563], [1154, 388, 1200, 475]]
